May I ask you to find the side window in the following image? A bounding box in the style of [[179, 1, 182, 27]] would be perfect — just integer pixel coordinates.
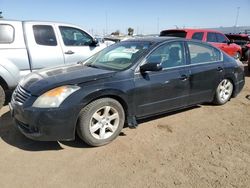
[[33, 25, 57, 46], [0, 24, 14, 43], [192, 32, 204, 41], [146, 42, 185, 68], [207, 32, 217, 42], [216, 33, 228, 43], [59, 26, 93, 46], [188, 42, 221, 64]]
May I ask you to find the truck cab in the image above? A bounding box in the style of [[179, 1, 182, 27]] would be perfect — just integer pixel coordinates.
[[0, 20, 108, 108]]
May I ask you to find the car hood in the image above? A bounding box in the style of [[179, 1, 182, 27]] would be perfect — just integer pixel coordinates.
[[19, 63, 116, 95]]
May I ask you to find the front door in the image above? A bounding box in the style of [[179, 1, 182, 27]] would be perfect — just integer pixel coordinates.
[[58, 26, 105, 64], [133, 41, 190, 117]]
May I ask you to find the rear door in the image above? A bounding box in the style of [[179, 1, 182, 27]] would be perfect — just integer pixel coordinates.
[[24, 22, 65, 70], [186, 41, 224, 105], [133, 41, 190, 117]]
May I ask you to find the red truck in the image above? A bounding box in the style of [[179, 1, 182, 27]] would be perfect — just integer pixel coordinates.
[[160, 29, 242, 60]]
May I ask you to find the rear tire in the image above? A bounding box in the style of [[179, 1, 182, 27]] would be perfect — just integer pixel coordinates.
[[213, 79, 233, 105], [0, 85, 5, 109], [77, 98, 125, 147]]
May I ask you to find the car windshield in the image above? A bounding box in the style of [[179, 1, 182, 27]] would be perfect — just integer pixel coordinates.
[[84, 41, 152, 71]]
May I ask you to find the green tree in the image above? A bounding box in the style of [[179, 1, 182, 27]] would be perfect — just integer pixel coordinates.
[[0, 11, 3, 18], [111, 30, 120, 36], [128, 27, 134, 36]]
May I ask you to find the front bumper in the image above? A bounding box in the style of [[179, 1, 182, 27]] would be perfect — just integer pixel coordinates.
[[9, 101, 81, 141]]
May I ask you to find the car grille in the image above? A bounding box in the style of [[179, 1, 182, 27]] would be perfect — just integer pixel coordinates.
[[12, 85, 31, 105]]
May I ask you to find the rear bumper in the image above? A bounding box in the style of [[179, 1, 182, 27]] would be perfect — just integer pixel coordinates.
[[233, 78, 245, 98]]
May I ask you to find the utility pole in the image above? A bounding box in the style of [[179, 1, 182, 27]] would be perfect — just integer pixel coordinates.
[[157, 17, 159, 34], [234, 7, 240, 33], [105, 12, 108, 35]]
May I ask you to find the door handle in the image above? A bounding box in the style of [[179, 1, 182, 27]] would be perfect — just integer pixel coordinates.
[[180, 75, 188, 81], [65, 50, 75, 55], [217, 67, 223, 72]]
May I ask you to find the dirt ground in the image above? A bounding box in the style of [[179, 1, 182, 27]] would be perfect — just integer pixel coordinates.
[[0, 66, 250, 188]]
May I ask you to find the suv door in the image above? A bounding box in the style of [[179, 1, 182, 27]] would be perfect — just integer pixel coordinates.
[[24, 23, 65, 70], [186, 41, 224, 105], [58, 26, 105, 64], [207, 32, 236, 56], [134, 41, 189, 117]]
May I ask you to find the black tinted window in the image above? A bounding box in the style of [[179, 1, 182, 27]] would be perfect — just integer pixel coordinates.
[[207, 32, 217, 42], [147, 42, 185, 68], [192, 32, 204, 40], [59, 26, 93, 46], [160, 30, 187, 38], [33, 25, 57, 46], [0, 24, 14, 43], [188, 42, 221, 64]]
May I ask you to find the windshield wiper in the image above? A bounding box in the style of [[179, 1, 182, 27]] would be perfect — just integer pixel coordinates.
[[85, 64, 100, 69]]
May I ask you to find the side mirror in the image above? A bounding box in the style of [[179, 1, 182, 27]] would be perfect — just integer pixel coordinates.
[[90, 38, 99, 46], [140, 63, 162, 72], [227, 40, 232, 45]]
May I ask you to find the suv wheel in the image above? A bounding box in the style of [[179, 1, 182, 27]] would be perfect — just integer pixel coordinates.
[[0, 85, 5, 109], [77, 98, 125, 146]]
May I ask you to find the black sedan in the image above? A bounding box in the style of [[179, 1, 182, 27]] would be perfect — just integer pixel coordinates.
[[10, 37, 245, 146]]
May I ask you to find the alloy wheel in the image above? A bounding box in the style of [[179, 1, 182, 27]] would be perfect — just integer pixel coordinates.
[[89, 106, 120, 140]]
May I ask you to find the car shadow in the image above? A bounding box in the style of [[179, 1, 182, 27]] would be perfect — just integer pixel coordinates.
[[137, 105, 201, 124], [244, 63, 250, 77], [0, 110, 90, 151]]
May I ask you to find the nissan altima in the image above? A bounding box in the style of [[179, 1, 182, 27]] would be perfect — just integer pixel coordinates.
[[10, 37, 245, 146]]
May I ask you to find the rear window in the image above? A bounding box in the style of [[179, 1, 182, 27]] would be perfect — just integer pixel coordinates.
[[33, 25, 57, 46], [188, 41, 222, 64], [0, 24, 14, 43], [160, 30, 187, 38], [191, 32, 204, 40]]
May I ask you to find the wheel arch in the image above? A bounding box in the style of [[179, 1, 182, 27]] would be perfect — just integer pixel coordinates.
[[74, 89, 131, 134], [0, 76, 8, 90], [223, 76, 237, 98]]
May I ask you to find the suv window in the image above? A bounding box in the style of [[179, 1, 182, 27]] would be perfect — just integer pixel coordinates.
[[191, 32, 204, 40], [207, 32, 217, 42], [188, 42, 221, 64], [147, 42, 185, 68], [33, 25, 57, 46], [59, 26, 93, 46], [216, 33, 228, 43], [0, 24, 14, 43]]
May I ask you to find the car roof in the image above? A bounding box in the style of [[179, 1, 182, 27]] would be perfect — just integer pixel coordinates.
[[124, 36, 182, 44], [160, 28, 224, 34], [225, 33, 250, 40]]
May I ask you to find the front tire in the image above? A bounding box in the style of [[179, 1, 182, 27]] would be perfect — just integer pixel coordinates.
[[77, 98, 125, 146], [213, 79, 233, 105], [0, 85, 5, 109]]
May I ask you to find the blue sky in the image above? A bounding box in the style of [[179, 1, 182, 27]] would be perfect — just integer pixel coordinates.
[[1, 0, 250, 35]]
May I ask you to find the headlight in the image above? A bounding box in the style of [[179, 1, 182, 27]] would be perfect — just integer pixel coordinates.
[[32, 85, 80, 108]]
